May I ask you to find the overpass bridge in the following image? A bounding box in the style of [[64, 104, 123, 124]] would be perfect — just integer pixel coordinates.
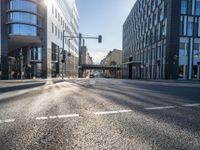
[[79, 64, 121, 78]]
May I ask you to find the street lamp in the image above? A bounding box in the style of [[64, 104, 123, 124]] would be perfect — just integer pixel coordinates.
[[20, 48, 23, 80], [68, 39, 73, 79]]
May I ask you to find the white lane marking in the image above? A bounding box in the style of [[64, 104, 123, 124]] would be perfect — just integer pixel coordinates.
[[49, 116, 57, 119], [118, 110, 132, 113], [57, 114, 79, 118], [94, 110, 132, 115], [0, 119, 15, 124], [183, 103, 200, 107], [4, 119, 15, 123], [94, 111, 118, 115], [36, 117, 48, 120], [144, 106, 176, 110], [36, 114, 79, 120]]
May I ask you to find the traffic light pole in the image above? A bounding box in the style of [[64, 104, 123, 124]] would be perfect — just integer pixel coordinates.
[[62, 30, 65, 80], [78, 34, 82, 78], [63, 33, 102, 78]]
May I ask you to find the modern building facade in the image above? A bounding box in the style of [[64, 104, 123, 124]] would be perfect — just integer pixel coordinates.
[[123, 0, 200, 80], [0, 0, 79, 79]]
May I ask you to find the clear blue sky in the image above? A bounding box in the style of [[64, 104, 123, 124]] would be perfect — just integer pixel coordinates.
[[76, 0, 136, 63]]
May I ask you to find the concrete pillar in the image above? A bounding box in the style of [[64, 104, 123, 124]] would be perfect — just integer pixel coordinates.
[[0, 0, 9, 80]]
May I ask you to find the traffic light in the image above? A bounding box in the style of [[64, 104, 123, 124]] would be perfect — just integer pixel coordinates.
[[63, 52, 66, 59], [98, 35, 102, 43]]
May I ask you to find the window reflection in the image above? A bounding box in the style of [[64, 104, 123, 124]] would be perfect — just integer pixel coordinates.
[[30, 47, 42, 61], [187, 21, 193, 36], [10, 0, 37, 13], [10, 24, 37, 36], [196, 0, 200, 15], [181, 0, 187, 14], [10, 12, 37, 25]]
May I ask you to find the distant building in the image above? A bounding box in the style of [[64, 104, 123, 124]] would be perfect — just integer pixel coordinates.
[[100, 49, 122, 66], [123, 0, 200, 80], [80, 45, 93, 77], [80, 46, 93, 65], [100, 49, 122, 78], [0, 0, 79, 79]]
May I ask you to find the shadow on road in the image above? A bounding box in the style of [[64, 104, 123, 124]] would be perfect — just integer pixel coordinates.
[[0, 82, 45, 94]]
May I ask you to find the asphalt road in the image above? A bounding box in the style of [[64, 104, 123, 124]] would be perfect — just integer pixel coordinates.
[[0, 78, 200, 150]]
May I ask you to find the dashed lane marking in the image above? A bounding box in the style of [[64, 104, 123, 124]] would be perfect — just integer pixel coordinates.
[[36, 117, 48, 120], [49, 116, 57, 119], [36, 114, 79, 120], [0, 119, 15, 124], [94, 109, 132, 115], [57, 114, 79, 118], [144, 106, 176, 110], [182, 103, 200, 107]]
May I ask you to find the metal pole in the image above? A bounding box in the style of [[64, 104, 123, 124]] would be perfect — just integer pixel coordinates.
[[198, 65, 200, 80], [62, 30, 65, 80], [20, 48, 23, 80], [68, 39, 71, 79], [78, 33, 82, 78]]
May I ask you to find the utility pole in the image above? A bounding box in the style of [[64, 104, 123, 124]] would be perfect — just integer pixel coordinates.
[[78, 33, 82, 78], [62, 30, 65, 80], [20, 48, 23, 80], [198, 62, 200, 80], [68, 39, 72, 79]]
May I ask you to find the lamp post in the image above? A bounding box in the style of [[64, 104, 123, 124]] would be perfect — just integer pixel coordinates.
[[62, 30, 68, 80], [20, 48, 23, 80], [68, 39, 72, 79]]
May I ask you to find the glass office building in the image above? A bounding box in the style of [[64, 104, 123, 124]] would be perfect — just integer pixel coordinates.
[[123, 0, 200, 80], [0, 0, 79, 79]]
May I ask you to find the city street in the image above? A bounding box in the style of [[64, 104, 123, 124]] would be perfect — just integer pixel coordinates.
[[0, 78, 200, 150]]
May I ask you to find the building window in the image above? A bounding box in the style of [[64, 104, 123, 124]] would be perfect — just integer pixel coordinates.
[[55, 26, 57, 36], [30, 47, 42, 61], [55, 8, 57, 18], [10, 0, 37, 13], [52, 23, 54, 33], [187, 20, 193, 36], [10, 24, 37, 36], [179, 43, 186, 57], [58, 13, 60, 21], [52, 4, 54, 14], [181, 0, 187, 14], [58, 29, 60, 38], [159, 7, 164, 21], [9, 12, 37, 25], [195, 0, 200, 15], [52, 43, 58, 61], [194, 43, 200, 57], [180, 17, 183, 35]]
